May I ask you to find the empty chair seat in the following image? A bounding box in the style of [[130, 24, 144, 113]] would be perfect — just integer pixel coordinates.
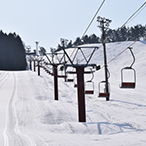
[[67, 79, 74, 82], [98, 93, 110, 97], [121, 82, 135, 88], [85, 90, 94, 94]]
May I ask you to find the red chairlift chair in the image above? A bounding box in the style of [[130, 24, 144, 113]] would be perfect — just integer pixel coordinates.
[[85, 69, 94, 94], [74, 76, 77, 87], [120, 67, 136, 88], [120, 47, 136, 89], [98, 81, 110, 98], [85, 80, 94, 94], [66, 69, 74, 82]]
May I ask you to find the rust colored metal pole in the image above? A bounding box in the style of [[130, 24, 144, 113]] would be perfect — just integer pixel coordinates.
[[30, 60, 32, 70], [34, 60, 36, 72], [76, 67, 86, 122], [53, 65, 58, 100], [102, 24, 110, 101], [38, 61, 40, 76]]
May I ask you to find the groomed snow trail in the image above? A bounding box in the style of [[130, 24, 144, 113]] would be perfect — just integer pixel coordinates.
[[0, 71, 29, 146], [0, 71, 49, 146]]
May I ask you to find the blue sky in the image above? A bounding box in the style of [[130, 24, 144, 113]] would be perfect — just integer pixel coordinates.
[[0, 0, 146, 52]]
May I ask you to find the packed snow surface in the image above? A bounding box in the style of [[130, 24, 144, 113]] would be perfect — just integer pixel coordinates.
[[0, 41, 146, 146]]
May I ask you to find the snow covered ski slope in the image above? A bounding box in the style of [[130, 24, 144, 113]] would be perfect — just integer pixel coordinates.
[[0, 41, 146, 146]]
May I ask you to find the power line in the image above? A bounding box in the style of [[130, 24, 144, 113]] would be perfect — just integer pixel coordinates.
[[128, 4, 146, 24], [81, 0, 105, 39], [102, 2, 146, 66], [66, 0, 105, 64], [65, 1, 146, 66], [95, 2, 146, 67], [106, 31, 146, 66], [121, 2, 146, 28]]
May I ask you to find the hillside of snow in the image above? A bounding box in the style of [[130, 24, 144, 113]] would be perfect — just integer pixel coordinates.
[[0, 41, 146, 146]]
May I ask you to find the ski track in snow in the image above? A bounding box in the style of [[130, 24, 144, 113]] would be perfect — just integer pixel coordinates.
[[1, 72, 49, 146], [2, 72, 33, 146], [2, 72, 10, 146], [13, 72, 48, 146]]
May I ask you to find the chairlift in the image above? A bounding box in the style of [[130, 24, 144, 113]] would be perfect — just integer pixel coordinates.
[[120, 67, 136, 88], [58, 75, 67, 78], [74, 76, 77, 87], [57, 65, 67, 78], [120, 47, 136, 89], [74, 83, 77, 87], [67, 78, 74, 82], [85, 80, 94, 94], [98, 81, 110, 98], [85, 68, 94, 94], [66, 67, 74, 82]]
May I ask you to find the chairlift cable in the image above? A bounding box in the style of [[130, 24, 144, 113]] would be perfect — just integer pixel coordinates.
[[81, 0, 105, 39], [101, 31, 146, 68], [121, 2, 146, 28], [98, 2, 146, 69], [104, 2, 146, 46], [65, 0, 144, 65], [68, 0, 105, 61], [99, 1, 146, 51], [127, 4, 146, 24], [63, 1, 145, 67], [78, 6, 145, 65]]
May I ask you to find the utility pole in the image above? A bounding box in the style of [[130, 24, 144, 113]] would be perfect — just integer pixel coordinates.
[[29, 59, 32, 70], [35, 41, 39, 56], [26, 46, 32, 70], [53, 64, 58, 100], [97, 16, 111, 101], [38, 60, 40, 76], [61, 38, 68, 82], [26, 45, 31, 54], [34, 59, 36, 72]]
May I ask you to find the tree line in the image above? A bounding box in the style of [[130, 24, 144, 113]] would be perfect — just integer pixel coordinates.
[[57, 24, 146, 50], [0, 30, 27, 70]]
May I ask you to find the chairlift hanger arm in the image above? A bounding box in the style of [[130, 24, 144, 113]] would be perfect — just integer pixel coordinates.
[[87, 68, 94, 82], [107, 68, 110, 79], [128, 47, 135, 68]]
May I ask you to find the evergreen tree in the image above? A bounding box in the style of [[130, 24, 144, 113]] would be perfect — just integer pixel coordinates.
[[119, 26, 128, 41], [67, 40, 73, 48], [57, 44, 62, 51], [73, 37, 83, 46], [82, 35, 89, 44], [56, 24, 146, 50], [89, 34, 100, 43], [0, 31, 27, 70]]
